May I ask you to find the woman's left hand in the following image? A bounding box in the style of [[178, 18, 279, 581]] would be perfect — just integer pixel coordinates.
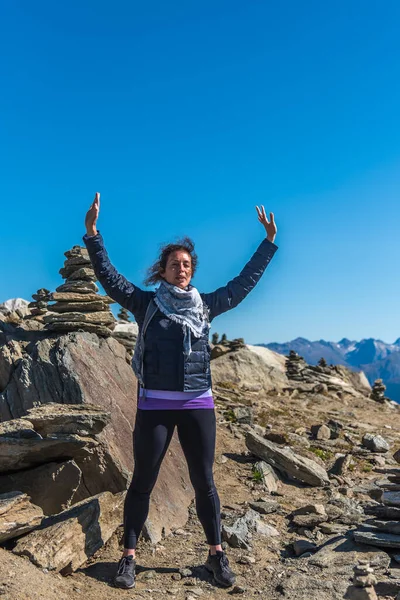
[[256, 205, 277, 243]]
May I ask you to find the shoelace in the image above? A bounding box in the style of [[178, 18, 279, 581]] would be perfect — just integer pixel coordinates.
[[217, 553, 230, 570], [117, 556, 133, 576]]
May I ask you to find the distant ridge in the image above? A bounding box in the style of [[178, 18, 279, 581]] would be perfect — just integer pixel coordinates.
[[257, 337, 400, 403]]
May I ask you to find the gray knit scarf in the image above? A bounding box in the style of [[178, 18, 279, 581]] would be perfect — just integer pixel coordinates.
[[132, 281, 210, 386]]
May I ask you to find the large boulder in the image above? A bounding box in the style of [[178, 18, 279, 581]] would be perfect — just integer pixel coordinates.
[[246, 430, 330, 487], [13, 491, 124, 573], [211, 345, 288, 393], [0, 331, 194, 543]]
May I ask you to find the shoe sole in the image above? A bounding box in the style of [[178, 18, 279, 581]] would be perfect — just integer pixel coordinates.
[[204, 563, 235, 588], [113, 581, 136, 589]]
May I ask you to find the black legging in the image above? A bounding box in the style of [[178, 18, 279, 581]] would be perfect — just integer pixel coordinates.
[[123, 408, 221, 549]]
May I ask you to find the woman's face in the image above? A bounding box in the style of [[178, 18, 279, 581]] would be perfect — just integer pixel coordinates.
[[160, 250, 192, 289]]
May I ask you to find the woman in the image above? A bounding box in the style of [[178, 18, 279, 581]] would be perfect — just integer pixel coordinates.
[[83, 192, 278, 590]]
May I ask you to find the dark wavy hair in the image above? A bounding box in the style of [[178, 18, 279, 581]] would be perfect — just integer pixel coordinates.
[[144, 236, 198, 287]]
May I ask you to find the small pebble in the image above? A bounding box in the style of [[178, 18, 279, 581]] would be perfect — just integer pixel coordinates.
[[230, 585, 246, 594], [142, 570, 157, 580], [172, 573, 182, 581], [238, 555, 256, 565]]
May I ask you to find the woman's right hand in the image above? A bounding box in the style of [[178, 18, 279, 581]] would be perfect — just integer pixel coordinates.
[[85, 192, 100, 236]]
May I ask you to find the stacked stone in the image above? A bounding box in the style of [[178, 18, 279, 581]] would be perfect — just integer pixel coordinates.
[[117, 307, 130, 322], [229, 338, 246, 351], [318, 357, 327, 368], [27, 288, 51, 317], [43, 245, 116, 337], [344, 561, 378, 599], [370, 379, 386, 404], [285, 350, 306, 381]]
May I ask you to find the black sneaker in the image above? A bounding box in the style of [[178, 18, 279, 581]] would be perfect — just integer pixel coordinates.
[[205, 550, 236, 587], [113, 555, 136, 589]]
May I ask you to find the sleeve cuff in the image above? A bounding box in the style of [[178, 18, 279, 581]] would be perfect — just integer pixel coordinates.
[[83, 230, 102, 242], [258, 238, 278, 256]]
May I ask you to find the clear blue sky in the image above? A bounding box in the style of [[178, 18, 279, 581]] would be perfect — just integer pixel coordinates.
[[1, 1, 400, 344]]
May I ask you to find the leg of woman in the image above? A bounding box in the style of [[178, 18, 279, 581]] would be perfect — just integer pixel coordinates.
[[176, 409, 221, 547], [123, 409, 176, 553]]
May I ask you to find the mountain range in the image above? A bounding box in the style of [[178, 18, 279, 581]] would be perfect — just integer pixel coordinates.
[[257, 337, 400, 403]]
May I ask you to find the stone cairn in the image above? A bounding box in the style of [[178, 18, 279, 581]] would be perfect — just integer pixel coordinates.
[[370, 379, 386, 404], [111, 306, 138, 359], [27, 288, 51, 319], [43, 245, 116, 336], [230, 338, 246, 351], [285, 350, 307, 381], [117, 307, 130, 322], [318, 357, 327, 368], [345, 560, 378, 599]]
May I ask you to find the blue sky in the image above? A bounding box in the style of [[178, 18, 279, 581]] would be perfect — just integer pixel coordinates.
[[1, 1, 400, 344]]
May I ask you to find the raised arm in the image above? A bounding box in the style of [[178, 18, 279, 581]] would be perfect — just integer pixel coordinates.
[[83, 193, 150, 316], [201, 206, 278, 321]]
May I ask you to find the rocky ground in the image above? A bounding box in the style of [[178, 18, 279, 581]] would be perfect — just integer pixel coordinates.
[[1, 380, 400, 600], [1, 302, 400, 600]]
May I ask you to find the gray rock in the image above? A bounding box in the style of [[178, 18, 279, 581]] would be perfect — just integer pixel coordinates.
[[365, 520, 400, 534], [248, 500, 279, 515], [311, 424, 331, 440], [222, 508, 278, 549], [329, 453, 353, 476], [353, 530, 400, 549], [0, 491, 43, 542], [364, 504, 400, 520], [232, 406, 253, 425], [292, 539, 317, 556], [309, 535, 391, 569], [292, 514, 327, 528], [382, 491, 400, 507], [252, 460, 280, 492], [246, 430, 330, 487], [394, 448, 400, 464], [362, 433, 390, 453]]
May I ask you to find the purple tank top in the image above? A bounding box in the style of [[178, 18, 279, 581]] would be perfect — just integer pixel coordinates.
[[138, 387, 214, 410]]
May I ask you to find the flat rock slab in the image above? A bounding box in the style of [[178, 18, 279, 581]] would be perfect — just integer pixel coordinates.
[[364, 504, 400, 520], [308, 535, 391, 569], [353, 530, 400, 548], [45, 322, 113, 336], [382, 491, 400, 507], [0, 491, 43, 542], [50, 301, 108, 313], [245, 430, 330, 487], [21, 402, 110, 436], [43, 311, 114, 325], [0, 434, 94, 473], [0, 460, 81, 516], [52, 292, 112, 303], [0, 418, 39, 439], [55, 281, 99, 294], [13, 491, 125, 573]]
